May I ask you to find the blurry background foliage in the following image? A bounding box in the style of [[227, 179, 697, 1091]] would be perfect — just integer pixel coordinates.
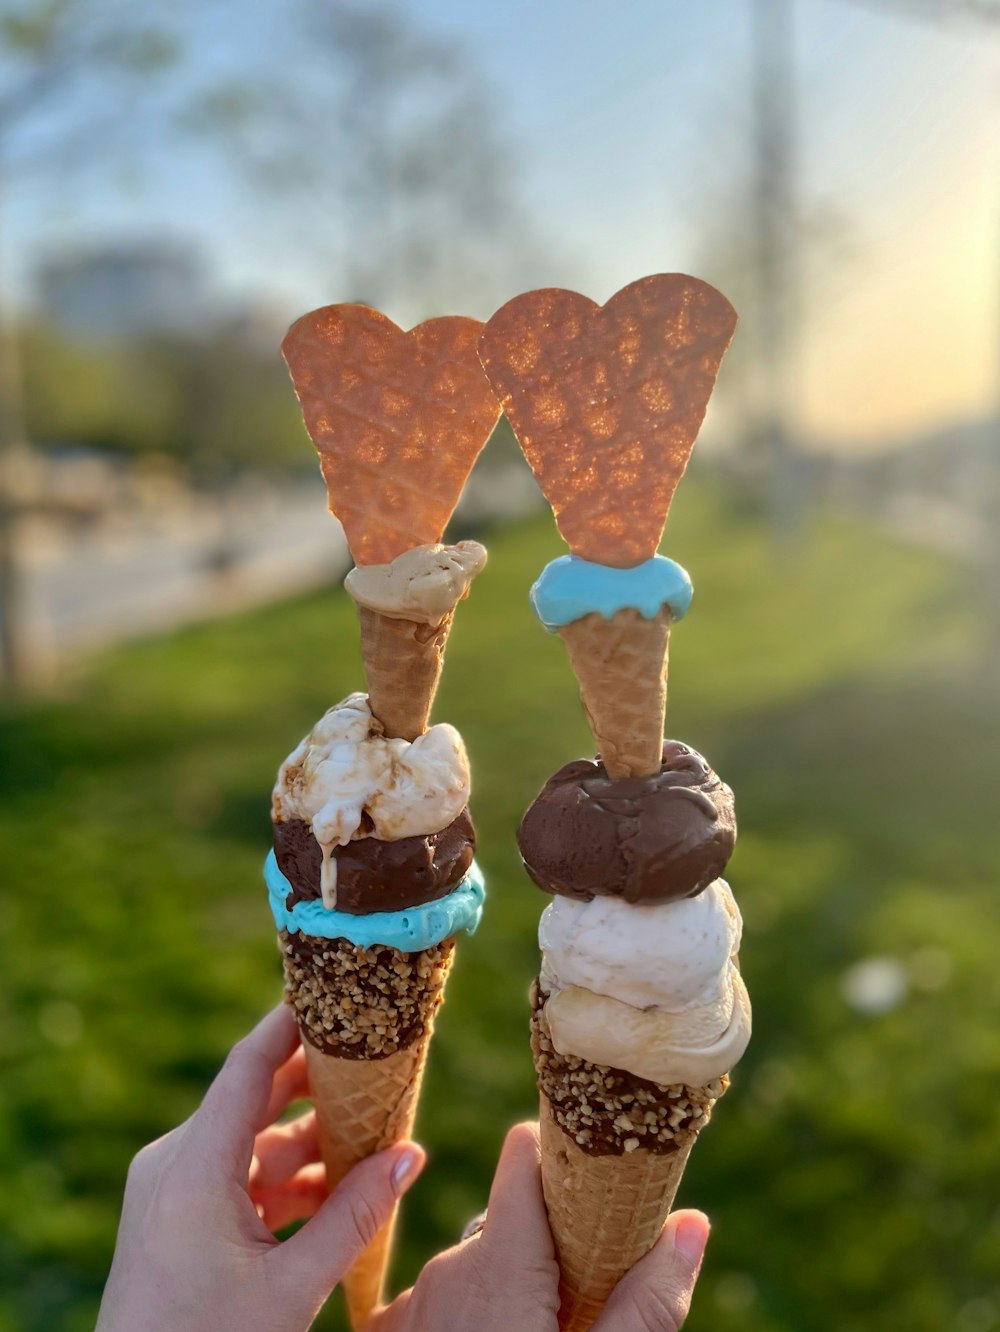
[[1, 0, 999, 1329], [1, 491, 998, 1332]]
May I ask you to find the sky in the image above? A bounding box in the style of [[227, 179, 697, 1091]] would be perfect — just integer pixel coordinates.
[[3, 0, 999, 449]]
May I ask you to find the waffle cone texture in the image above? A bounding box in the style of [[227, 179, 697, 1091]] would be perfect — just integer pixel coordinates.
[[282, 936, 455, 1329], [557, 606, 671, 780], [531, 990, 726, 1330], [305, 1036, 430, 1329], [539, 1100, 694, 1332], [356, 604, 454, 742]]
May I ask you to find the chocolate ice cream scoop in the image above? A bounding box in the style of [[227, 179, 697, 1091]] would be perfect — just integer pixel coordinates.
[[517, 742, 734, 904], [273, 807, 475, 915]]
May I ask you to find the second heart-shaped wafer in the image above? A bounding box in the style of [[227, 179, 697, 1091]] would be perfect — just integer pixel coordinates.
[[283, 306, 501, 566], [478, 274, 737, 567]]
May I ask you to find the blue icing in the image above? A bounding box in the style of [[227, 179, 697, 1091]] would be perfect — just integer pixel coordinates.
[[530, 554, 693, 631], [265, 850, 485, 950]]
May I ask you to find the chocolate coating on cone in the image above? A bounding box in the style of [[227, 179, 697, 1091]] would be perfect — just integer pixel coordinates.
[[518, 741, 735, 904], [273, 809, 475, 913], [531, 983, 726, 1157], [280, 931, 454, 1059]]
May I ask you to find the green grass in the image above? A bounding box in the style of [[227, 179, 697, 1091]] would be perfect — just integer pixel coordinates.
[[1, 479, 997, 1331]]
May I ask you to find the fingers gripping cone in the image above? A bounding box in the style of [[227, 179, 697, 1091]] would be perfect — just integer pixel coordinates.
[[557, 607, 671, 780]]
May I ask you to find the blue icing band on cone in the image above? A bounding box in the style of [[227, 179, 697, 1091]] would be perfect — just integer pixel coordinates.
[[530, 554, 692, 632], [265, 849, 485, 950]]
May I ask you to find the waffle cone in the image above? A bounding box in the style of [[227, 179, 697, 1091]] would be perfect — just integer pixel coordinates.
[[557, 607, 671, 780], [305, 1037, 430, 1329], [286, 937, 456, 1329], [282, 307, 500, 567], [356, 605, 454, 741], [539, 1099, 696, 1332], [531, 989, 726, 1330], [477, 277, 738, 566]]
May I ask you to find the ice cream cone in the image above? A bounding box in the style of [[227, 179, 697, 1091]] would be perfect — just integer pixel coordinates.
[[356, 605, 454, 741], [304, 1037, 430, 1328], [557, 607, 671, 780], [531, 988, 726, 1331], [538, 1101, 695, 1332], [281, 931, 456, 1329]]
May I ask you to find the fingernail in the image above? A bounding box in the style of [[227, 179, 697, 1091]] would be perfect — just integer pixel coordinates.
[[390, 1146, 423, 1197], [671, 1212, 710, 1269]]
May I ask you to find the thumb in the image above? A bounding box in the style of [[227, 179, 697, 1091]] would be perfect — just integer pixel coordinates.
[[270, 1142, 426, 1303], [591, 1209, 710, 1332]]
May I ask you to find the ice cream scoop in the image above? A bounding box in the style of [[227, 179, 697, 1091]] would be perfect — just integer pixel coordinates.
[[541, 972, 750, 1088], [345, 541, 487, 627], [273, 809, 475, 914], [537, 875, 750, 1088], [272, 693, 470, 909], [266, 851, 485, 952], [538, 879, 742, 1011], [518, 741, 735, 904]]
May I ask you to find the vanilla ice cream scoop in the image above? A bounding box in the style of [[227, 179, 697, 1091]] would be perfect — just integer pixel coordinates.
[[538, 880, 742, 1012], [537, 877, 750, 1087], [344, 541, 487, 626], [543, 971, 751, 1088], [272, 692, 470, 909]]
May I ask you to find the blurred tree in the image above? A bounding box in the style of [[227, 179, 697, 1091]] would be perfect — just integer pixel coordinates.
[[0, 0, 178, 685], [2, 0, 545, 685], [703, 0, 998, 578], [19, 320, 308, 472], [316, 0, 543, 318], [187, 0, 546, 324]]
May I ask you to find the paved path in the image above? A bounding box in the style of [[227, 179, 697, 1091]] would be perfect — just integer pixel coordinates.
[[18, 463, 542, 668], [21, 479, 348, 663]]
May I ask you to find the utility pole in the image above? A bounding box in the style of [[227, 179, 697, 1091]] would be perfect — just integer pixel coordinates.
[[750, 0, 804, 544], [0, 172, 27, 687]]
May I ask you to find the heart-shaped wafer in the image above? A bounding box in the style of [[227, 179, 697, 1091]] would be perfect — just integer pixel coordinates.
[[283, 306, 501, 565], [478, 275, 737, 567]]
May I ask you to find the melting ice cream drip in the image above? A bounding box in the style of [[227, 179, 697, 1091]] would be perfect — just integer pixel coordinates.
[[320, 842, 338, 911], [272, 694, 472, 916]]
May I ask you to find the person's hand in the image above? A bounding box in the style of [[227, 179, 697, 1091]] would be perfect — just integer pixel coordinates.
[[96, 1004, 425, 1332], [372, 1122, 709, 1332]]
